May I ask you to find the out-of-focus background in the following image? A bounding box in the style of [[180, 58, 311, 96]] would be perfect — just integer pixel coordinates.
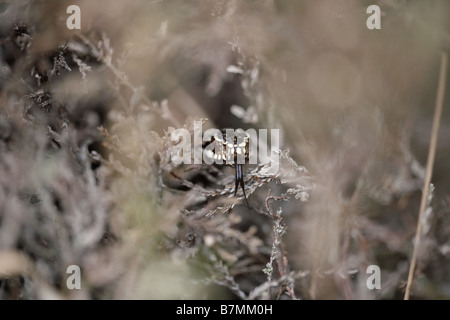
[[0, 0, 449, 299]]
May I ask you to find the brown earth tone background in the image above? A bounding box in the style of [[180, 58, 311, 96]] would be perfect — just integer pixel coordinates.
[[0, 0, 449, 299]]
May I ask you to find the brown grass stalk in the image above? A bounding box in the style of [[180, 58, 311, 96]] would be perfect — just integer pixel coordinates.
[[404, 52, 447, 300]]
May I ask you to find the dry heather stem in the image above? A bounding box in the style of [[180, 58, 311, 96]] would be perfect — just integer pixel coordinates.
[[404, 52, 447, 300]]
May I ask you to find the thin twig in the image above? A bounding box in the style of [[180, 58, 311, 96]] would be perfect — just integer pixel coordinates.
[[404, 52, 447, 300], [76, 34, 182, 128]]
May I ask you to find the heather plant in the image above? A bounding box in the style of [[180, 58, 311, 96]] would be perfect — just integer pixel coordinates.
[[0, 0, 449, 300]]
